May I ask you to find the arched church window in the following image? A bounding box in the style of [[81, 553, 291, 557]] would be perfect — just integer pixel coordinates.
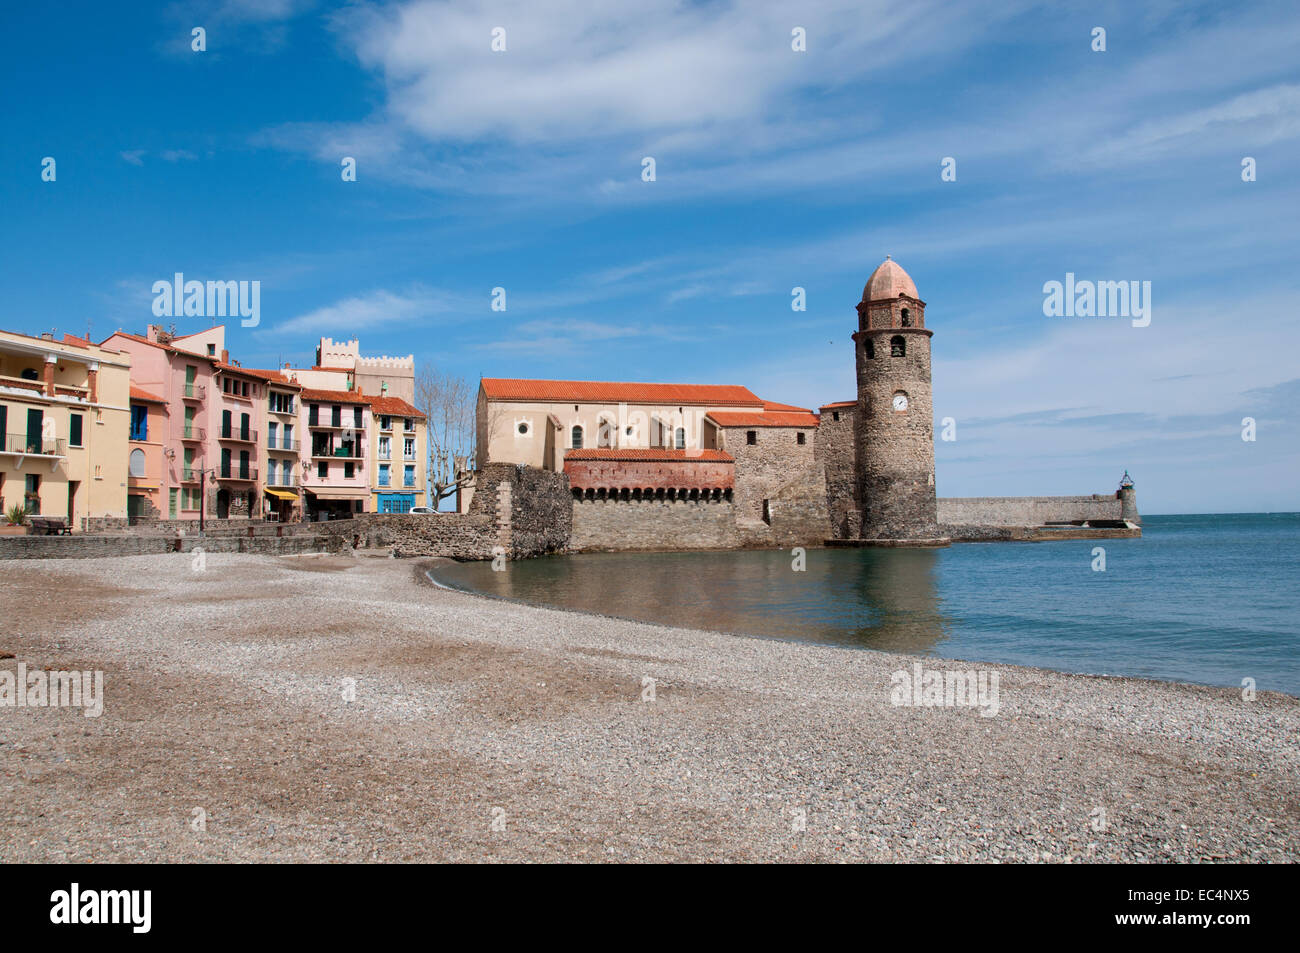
[[865, 339, 875, 359], [675, 427, 686, 450], [900, 308, 911, 327], [129, 448, 146, 478], [890, 335, 906, 357], [571, 425, 583, 449]]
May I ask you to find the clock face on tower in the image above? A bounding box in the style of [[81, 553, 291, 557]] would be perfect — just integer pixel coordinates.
[[892, 392, 909, 412]]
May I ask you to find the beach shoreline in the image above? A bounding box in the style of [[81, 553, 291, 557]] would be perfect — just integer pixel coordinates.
[[2, 551, 1295, 863]]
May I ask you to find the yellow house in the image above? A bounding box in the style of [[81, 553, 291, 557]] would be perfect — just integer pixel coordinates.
[[369, 394, 426, 512], [0, 330, 131, 528]]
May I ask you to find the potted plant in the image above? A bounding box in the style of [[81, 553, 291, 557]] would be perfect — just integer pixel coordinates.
[[2, 504, 28, 536]]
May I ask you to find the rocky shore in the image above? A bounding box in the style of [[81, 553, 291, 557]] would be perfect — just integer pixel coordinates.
[[1, 551, 1295, 862]]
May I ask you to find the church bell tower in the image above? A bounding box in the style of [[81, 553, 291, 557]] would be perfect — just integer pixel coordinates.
[[853, 257, 947, 544]]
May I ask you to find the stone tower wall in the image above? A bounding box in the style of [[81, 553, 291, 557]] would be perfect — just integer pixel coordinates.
[[816, 405, 859, 539], [853, 293, 939, 540]]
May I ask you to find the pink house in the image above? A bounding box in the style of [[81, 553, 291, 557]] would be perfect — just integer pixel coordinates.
[[103, 328, 223, 519], [298, 387, 369, 520]]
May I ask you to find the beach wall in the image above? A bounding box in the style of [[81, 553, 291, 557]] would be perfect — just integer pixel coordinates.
[[353, 462, 571, 559], [0, 533, 344, 560]]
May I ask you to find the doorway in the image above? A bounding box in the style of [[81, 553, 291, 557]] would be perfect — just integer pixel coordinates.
[[67, 481, 79, 529], [216, 488, 230, 519]]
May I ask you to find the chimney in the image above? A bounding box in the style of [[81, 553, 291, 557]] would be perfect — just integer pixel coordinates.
[[221, 349, 229, 364]]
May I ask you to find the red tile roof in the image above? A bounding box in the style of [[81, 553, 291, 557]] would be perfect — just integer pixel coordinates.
[[129, 386, 166, 404], [707, 410, 819, 428], [564, 448, 734, 462], [482, 378, 762, 407], [819, 400, 857, 410], [236, 367, 300, 387], [299, 387, 371, 404], [104, 331, 212, 359], [761, 399, 813, 413], [369, 395, 424, 418]]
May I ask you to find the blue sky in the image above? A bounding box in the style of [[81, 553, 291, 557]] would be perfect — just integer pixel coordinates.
[[3, 0, 1297, 513]]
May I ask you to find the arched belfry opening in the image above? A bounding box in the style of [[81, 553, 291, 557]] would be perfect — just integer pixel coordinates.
[[890, 335, 906, 357]]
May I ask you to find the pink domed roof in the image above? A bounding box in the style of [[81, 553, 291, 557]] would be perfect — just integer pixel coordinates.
[[862, 257, 918, 301]]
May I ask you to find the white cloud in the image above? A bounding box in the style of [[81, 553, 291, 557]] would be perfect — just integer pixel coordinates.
[[268, 286, 465, 336]]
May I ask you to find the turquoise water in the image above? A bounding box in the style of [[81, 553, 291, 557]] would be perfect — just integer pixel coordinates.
[[430, 514, 1300, 696]]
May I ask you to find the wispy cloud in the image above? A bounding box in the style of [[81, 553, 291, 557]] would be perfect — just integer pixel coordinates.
[[266, 285, 466, 337]]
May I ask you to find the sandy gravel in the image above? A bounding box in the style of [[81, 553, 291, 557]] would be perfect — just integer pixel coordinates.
[[1, 551, 1296, 863]]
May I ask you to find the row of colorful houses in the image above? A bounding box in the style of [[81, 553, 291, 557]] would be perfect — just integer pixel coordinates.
[[0, 324, 427, 528]]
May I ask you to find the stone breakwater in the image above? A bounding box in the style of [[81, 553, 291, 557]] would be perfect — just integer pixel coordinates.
[[0, 551, 1294, 863]]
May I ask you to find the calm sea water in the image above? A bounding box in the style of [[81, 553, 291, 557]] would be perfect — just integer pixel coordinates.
[[430, 514, 1300, 696]]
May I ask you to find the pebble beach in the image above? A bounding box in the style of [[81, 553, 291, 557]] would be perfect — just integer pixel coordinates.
[[1, 551, 1296, 863]]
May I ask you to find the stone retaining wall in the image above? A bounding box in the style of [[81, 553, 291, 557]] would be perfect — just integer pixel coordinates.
[[0, 533, 344, 560], [571, 499, 738, 552], [937, 495, 1124, 527]]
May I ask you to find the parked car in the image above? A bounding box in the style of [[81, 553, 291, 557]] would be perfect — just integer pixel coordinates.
[[409, 506, 435, 514]]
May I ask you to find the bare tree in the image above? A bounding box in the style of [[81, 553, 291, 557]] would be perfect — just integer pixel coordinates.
[[415, 366, 477, 509]]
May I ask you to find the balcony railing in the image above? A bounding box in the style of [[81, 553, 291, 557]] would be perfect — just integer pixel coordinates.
[[218, 466, 258, 481], [181, 467, 200, 483], [266, 472, 297, 488], [183, 383, 205, 401], [181, 428, 206, 442], [2, 434, 67, 456], [267, 438, 301, 452], [219, 428, 258, 443]]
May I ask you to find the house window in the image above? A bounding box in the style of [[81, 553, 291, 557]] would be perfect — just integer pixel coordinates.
[[71, 413, 86, 447], [832, 411, 840, 422], [379, 464, 390, 487], [404, 418, 414, 432], [128, 407, 145, 442], [267, 459, 278, 485], [797, 432, 806, 445], [379, 436, 391, 459], [267, 421, 277, 448], [308, 404, 320, 426], [354, 407, 364, 429], [314, 461, 326, 479], [571, 425, 583, 449], [331, 406, 341, 427], [380, 416, 391, 431], [207, 343, 216, 356], [746, 430, 757, 446], [404, 465, 415, 487], [517, 422, 529, 435], [129, 448, 146, 477], [239, 450, 250, 479], [344, 462, 355, 479], [404, 437, 415, 460], [283, 424, 293, 450], [675, 427, 686, 450], [25, 473, 40, 512], [891, 335, 906, 357]]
